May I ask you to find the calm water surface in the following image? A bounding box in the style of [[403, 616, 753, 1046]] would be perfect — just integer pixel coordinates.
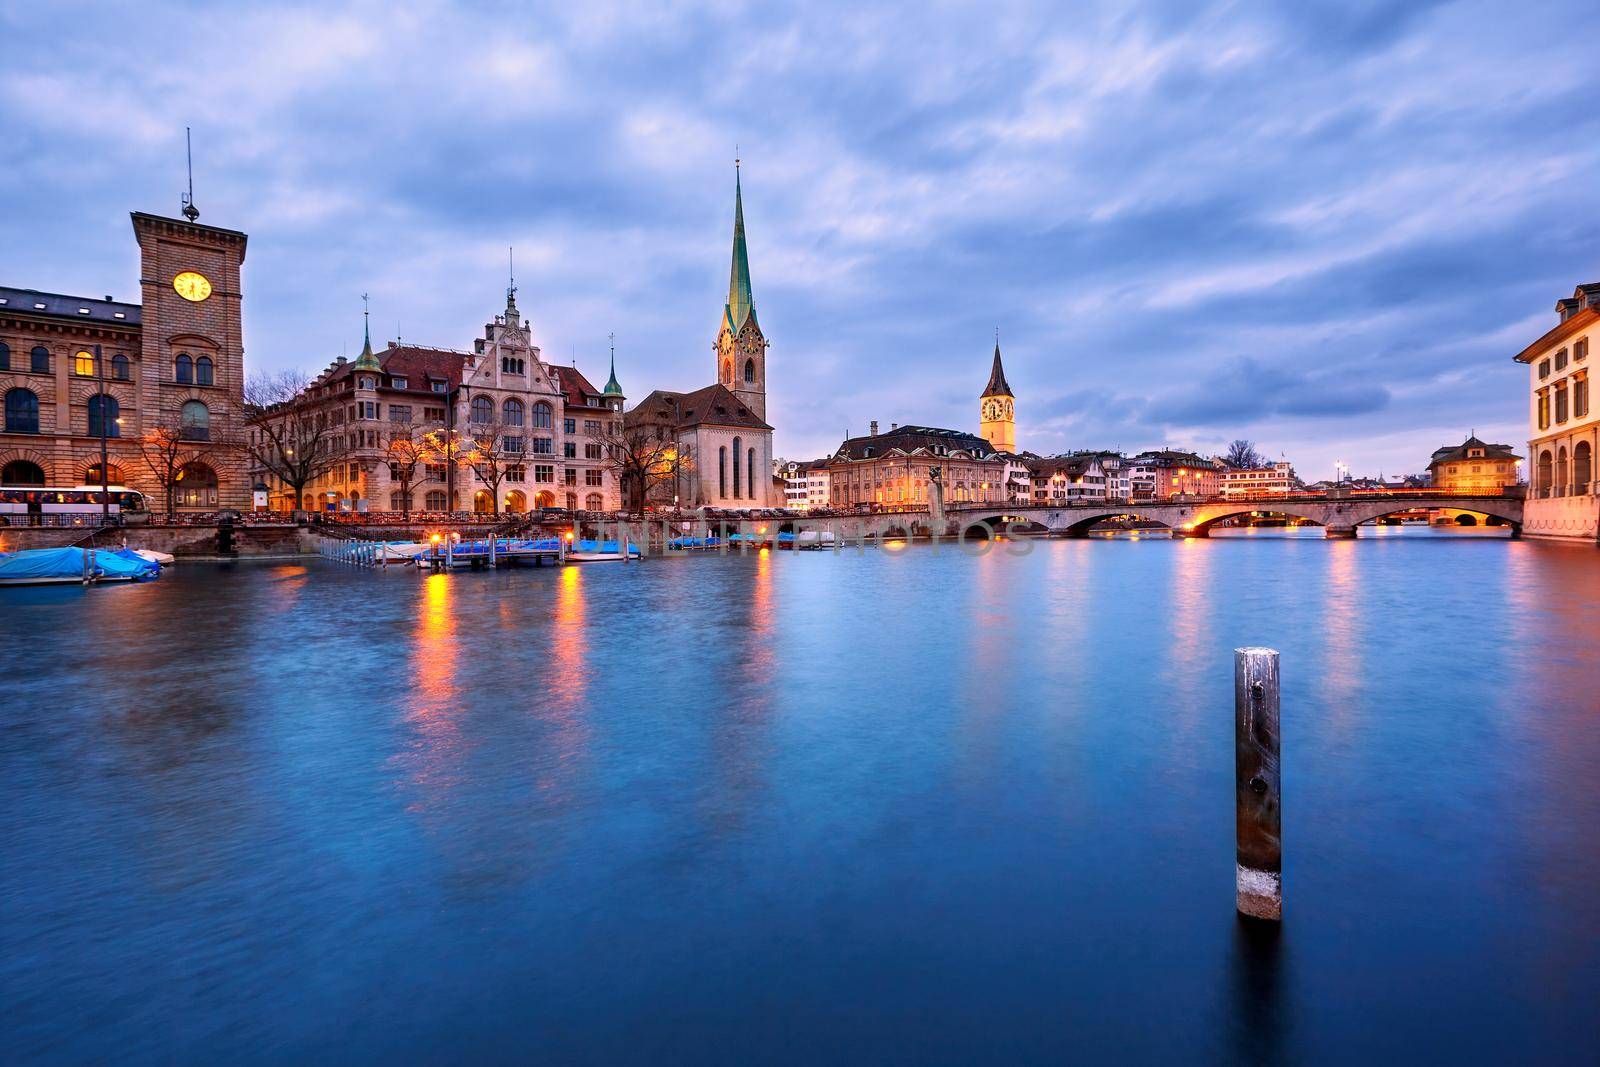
[[3, 531, 1598, 1064]]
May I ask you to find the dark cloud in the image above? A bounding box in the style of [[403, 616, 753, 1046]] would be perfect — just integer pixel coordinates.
[[0, 0, 1594, 477]]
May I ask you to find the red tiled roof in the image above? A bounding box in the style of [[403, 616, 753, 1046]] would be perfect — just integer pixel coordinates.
[[549, 364, 610, 410], [626, 384, 771, 430]]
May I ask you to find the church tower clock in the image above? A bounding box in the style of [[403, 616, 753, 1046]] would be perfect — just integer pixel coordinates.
[[715, 162, 768, 422], [979, 340, 1015, 453]]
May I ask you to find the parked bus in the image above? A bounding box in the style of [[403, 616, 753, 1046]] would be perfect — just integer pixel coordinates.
[[0, 486, 147, 525]]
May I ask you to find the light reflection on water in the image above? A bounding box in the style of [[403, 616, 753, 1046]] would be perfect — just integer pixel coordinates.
[[1, 532, 1597, 1065]]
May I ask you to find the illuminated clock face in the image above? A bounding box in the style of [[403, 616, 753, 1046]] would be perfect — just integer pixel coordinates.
[[173, 271, 212, 302]]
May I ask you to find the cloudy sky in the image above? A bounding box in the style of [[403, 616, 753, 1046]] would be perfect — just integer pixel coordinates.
[[2, 1, 1596, 477]]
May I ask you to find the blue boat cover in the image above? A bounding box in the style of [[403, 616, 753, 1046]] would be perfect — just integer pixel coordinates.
[[0, 547, 159, 582]]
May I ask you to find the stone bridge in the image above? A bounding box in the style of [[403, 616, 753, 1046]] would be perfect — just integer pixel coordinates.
[[721, 493, 1525, 540]]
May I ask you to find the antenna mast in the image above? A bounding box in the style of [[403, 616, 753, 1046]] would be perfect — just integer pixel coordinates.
[[181, 127, 199, 222]]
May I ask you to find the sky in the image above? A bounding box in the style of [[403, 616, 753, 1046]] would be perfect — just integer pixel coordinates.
[[2, 0, 1597, 479]]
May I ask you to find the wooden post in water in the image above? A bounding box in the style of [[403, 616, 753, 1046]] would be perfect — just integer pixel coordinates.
[[1234, 647, 1282, 921]]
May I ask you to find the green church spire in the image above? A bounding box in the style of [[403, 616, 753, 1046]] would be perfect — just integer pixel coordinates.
[[725, 158, 755, 333], [603, 331, 623, 396], [353, 292, 381, 370]]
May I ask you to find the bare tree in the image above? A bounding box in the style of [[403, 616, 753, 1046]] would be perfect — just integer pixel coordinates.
[[463, 419, 517, 516], [384, 427, 427, 515], [237, 370, 351, 511], [420, 426, 478, 514], [1223, 440, 1266, 469], [136, 423, 208, 521], [605, 422, 684, 515]]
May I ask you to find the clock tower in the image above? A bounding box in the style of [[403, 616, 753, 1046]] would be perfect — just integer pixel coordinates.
[[979, 340, 1015, 453], [132, 210, 250, 507], [715, 163, 768, 422]]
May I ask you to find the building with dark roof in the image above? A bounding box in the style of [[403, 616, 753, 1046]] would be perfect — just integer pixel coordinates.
[[1, 210, 250, 512], [1426, 434, 1520, 494], [248, 288, 625, 514], [821, 422, 1007, 508], [622, 165, 776, 509]]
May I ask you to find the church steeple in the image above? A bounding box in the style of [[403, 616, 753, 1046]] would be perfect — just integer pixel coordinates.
[[725, 159, 756, 333], [979, 333, 1015, 453], [353, 293, 381, 370], [716, 155, 768, 423], [604, 332, 623, 397]]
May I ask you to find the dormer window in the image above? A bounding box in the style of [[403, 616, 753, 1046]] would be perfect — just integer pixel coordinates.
[[431, 379, 446, 393], [391, 376, 407, 389], [1468, 448, 1483, 458]]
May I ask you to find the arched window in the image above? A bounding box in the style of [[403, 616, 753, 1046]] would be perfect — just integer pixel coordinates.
[[390, 490, 411, 512], [502, 398, 525, 426], [75, 350, 96, 376], [175, 353, 193, 384], [84, 463, 124, 486], [748, 447, 756, 499], [1574, 442, 1593, 495], [505, 489, 527, 513], [743, 358, 755, 384], [719, 446, 728, 498], [175, 462, 218, 508], [180, 399, 210, 441], [196, 355, 215, 386], [31, 346, 50, 373], [473, 489, 494, 514], [2, 459, 46, 486], [586, 492, 604, 511], [110, 353, 130, 380], [531, 401, 553, 429], [722, 359, 732, 383], [424, 489, 448, 511], [732, 436, 742, 498], [534, 490, 555, 509], [1556, 447, 1569, 496], [1537, 450, 1553, 494], [88, 393, 120, 438], [5, 388, 40, 433], [0, 342, 9, 370], [470, 395, 493, 424]]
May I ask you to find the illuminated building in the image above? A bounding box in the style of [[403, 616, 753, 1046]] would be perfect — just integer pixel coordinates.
[[1221, 461, 1299, 499], [823, 424, 1007, 507], [979, 341, 1016, 454], [622, 164, 776, 508], [1, 211, 249, 509], [1426, 436, 1519, 494], [1127, 449, 1224, 500], [1512, 283, 1598, 542]]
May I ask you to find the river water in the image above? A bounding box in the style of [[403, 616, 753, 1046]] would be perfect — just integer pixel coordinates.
[[3, 530, 1597, 1064]]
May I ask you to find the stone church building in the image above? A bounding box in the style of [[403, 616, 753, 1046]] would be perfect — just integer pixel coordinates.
[[626, 167, 776, 509]]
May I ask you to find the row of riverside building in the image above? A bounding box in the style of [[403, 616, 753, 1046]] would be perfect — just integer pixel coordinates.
[[0, 181, 1594, 540], [0, 169, 779, 518]]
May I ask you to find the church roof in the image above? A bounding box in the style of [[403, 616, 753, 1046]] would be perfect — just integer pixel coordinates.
[[724, 166, 757, 334], [603, 348, 623, 396], [981, 343, 1013, 398], [628, 383, 771, 431]]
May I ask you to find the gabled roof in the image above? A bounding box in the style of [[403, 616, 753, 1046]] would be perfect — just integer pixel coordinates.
[[627, 383, 771, 431], [0, 287, 141, 327], [981, 343, 1013, 398], [550, 364, 610, 411], [1429, 435, 1520, 466]]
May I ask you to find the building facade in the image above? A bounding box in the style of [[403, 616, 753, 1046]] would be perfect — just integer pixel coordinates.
[[1426, 435, 1519, 494], [1513, 283, 1597, 542], [623, 166, 776, 509], [1128, 450, 1224, 500], [251, 288, 624, 514], [824, 424, 1008, 508], [1026, 454, 1110, 503], [1, 211, 249, 512], [1221, 461, 1299, 499]]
